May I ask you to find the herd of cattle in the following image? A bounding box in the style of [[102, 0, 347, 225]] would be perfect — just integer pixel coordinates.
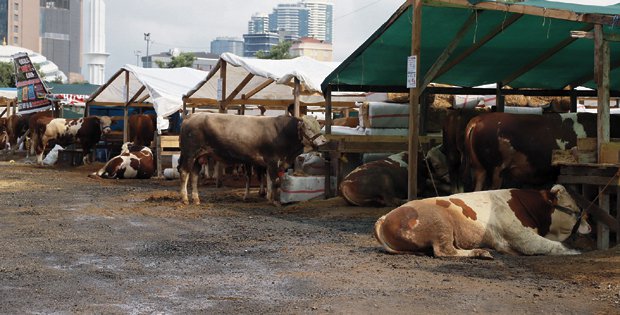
[[0, 107, 609, 259]]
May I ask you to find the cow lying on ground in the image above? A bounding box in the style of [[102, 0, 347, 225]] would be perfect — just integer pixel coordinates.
[[339, 150, 448, 207], [178, 113, 327, 205], [90, 142, 154, 179], [464, 112, 620, 191], [128, 113, 156, 147], [32, 115, 113, 165], [374, 184, 590, 259]]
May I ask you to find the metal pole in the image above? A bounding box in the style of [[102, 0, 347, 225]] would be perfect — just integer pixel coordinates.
[[144, 33, 151, 68]]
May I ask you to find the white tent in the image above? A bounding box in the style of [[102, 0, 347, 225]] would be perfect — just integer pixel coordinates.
[[86, 65, 207, 130], [184, 53, 364, 110]]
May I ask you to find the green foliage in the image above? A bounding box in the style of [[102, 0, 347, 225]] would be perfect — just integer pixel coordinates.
[[256, 41, 293, 60], [0, 61, 15, 87], [155, 52, 197, 68]]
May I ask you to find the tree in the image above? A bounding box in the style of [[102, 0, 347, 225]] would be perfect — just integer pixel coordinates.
[[0, 62, 15, 87], [256, 41, 293, 60], [155, 52, 197, 68]]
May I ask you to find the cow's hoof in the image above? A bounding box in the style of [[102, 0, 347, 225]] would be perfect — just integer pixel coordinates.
[[87, 173, 100, 179], [472, 249, 494, 260]]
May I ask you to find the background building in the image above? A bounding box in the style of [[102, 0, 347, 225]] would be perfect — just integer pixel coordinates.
[[0, 44, 68, 82], [83, 0, 108, 85], [0, 0, 83, 83], [242, 1, 333, 58], [242, 32, 279, 57], [289, 37, 332, 61], [143, 48, 219, 72], [210, 36, 244, 57]]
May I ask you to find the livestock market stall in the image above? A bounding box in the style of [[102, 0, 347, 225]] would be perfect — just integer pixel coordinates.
[[183, 52, 364, 117], [85, 65, 207, 171], [321, 0, 620, 249]]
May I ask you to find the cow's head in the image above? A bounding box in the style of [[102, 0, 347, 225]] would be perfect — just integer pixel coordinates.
[[299, 115, 328, 148], [549, 184, 591, 236], [98, 116, 113, 135]]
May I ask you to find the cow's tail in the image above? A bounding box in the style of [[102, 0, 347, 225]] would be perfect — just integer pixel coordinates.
[[373, 215, 404, 254]]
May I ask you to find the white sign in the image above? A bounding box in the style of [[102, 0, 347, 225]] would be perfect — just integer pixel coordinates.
[[407, 55, 417, 88], [217, 78, 223, 101]]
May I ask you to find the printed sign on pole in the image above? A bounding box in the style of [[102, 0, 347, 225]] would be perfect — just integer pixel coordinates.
[[12, 52, 52, 114], [406, 55, 417, 89]]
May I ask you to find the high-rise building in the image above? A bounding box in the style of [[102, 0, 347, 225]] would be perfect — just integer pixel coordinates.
[[210, 36, 244, 56], [40, 0, 83, 82], [302, 0, 333, 43], [242, 32, 279, 57], [270, 3, 308, 41], [248, 13, 270, 34], [2, 0, 40, 51], [0, 0, 83, 82]]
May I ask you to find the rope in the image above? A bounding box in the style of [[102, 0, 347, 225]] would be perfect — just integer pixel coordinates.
[[583, 169, 620, 213], [419, 143, 440, 197]]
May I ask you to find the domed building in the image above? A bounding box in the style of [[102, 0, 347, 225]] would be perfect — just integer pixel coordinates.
[[0, 44, 68, 83]]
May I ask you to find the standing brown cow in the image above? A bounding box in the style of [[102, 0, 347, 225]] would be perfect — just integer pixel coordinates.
[[128, 113, 156, 147]]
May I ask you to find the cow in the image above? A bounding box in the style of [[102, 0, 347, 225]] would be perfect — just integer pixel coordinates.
[[128, 113, 156, 147], [441, 108, 486, 193], [0, 120, 8, 150], [4, 113, 33, 151], [178, 113, 327, 205], [89, 142, 154, 179], [463, 112, 620, 191], [32, 115, 113, 165], [27, 111, 54, 154], [374, 184, 591, 259], [339, 151, 445, 207]]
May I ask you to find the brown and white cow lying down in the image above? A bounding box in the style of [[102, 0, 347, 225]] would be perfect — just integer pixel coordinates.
[[90, 142, 154, 179], [339, 151, 450, 207], [374, 185, 590, 259], [32, 115, 113, 165], [464, 112, 620, 191], [178, 113, 327, 205]]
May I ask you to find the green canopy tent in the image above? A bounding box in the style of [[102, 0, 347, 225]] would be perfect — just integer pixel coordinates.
[[322, 0, 620, 199]]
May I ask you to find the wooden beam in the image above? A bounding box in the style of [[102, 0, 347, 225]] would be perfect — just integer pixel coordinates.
[[224, 73, 254, 104], [86, 68, 125, 103], [125, 85, 146, 106], [218, 61, 227, 113], [425, 0, 616, 25], [408, 0, 422, 200], [123, 71, 130, 143], [571, 30, 620, 42], [183, 60, 221, 101], [435, 13, 523, 79], [242, 78, 275, 100], [503, 24, 594, 85], [422, 10, 479, 90], [293, 77, 301, 117]]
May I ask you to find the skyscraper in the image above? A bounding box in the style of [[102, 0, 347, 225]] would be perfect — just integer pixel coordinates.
[[40, 0, 83, 82], [302, 0, 333, 43], [248, 13, 270, 34], [211, 37, 244, 56]]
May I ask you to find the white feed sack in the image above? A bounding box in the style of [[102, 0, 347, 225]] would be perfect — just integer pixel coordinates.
[[279, 174, 336, 204], [42, 144, 64, 165]]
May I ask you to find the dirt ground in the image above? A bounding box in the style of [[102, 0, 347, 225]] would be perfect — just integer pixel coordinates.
[[0, 153, 619, 314]]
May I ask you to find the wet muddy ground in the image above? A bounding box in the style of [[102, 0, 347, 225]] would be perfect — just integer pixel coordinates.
[[0, 155, 618, 314]]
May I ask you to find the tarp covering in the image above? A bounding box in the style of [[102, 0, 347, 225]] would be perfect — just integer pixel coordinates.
[[87, 65, 207, 118], [322, 0, 620, 92], [185, 53, 357, 105]]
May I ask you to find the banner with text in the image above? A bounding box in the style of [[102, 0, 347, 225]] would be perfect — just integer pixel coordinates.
[[12, 52, 52, 114]]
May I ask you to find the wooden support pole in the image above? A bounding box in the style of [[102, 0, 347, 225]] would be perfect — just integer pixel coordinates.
[[218, 61, 227, 114], [324, 85, 333, 198], [569, 88, 577, 113], [594, 24, 611, 249], [293, 77, 301, 117], [123, 71, 130, 144], [408, 0, 422, 200], [496, 82, 505, 112]]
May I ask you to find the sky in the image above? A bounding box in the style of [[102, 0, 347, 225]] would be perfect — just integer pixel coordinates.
[[92, 0, 619, 81], [95, 0, 404, 80]]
